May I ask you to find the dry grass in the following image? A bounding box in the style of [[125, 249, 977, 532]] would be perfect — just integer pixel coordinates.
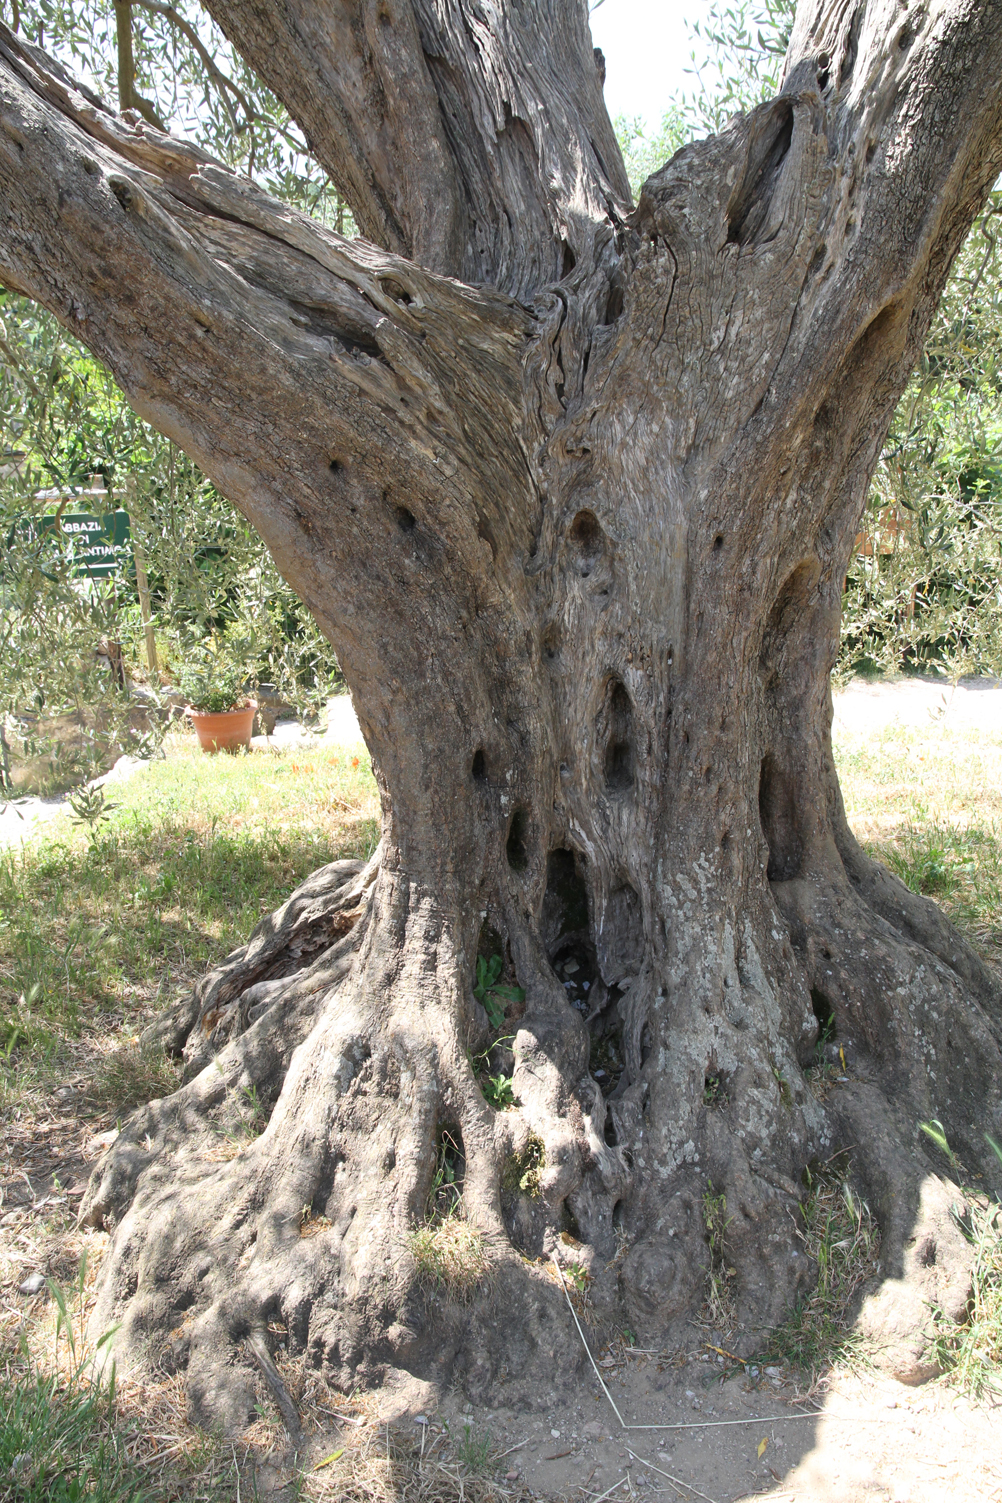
[[296, 1408, 513, 1502], [408, 1216, 493, 1301], [3, 1245, 518, 1502]]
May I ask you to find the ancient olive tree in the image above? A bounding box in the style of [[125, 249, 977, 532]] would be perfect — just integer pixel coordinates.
[[2, 0, 1002, 1422]]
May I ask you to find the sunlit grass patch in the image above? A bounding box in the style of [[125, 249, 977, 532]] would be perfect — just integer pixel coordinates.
[[833, 706, 1002, 960], [0, 723, 378, 1101], [833, 709, 1002, 833]]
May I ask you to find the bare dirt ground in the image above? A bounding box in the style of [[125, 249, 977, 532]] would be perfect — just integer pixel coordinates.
[[3, 678, 1001, 1501], [425, 1318, 1002, 1503]]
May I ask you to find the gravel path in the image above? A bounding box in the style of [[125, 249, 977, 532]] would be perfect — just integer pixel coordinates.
[[833, 673, 1002, 736]]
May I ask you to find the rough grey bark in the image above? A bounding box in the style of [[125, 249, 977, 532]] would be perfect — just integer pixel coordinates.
[[2, 0, 1002, 1422]]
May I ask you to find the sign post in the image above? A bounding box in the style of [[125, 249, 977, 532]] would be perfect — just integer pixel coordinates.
[[33, 498, 132, 577], [29, 478, 159, 676], [131, 540, 158, 675]]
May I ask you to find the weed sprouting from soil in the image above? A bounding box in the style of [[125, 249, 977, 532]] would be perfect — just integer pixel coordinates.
[[701, 1180, 736, 1328], [446, 1419, 493, 1474], [765, 1158, 880, 1375]]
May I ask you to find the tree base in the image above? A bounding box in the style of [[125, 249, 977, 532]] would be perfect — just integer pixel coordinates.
[[80, 825, 1002, 1427]]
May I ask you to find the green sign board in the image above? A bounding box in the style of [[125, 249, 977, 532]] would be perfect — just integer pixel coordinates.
[[35, 511, 132, 578]]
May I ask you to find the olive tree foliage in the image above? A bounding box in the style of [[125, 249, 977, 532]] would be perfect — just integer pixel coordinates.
[[0, 0, 346, 793], [1, 0, 344, 211], [843, 192, 1002, 680], [682, 0, 795, 131], [0, 297, 346, 792]]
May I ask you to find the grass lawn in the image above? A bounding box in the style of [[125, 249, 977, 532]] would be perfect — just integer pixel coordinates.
[[834, 708, 1002, 966], [0, 724, 378, 1100]]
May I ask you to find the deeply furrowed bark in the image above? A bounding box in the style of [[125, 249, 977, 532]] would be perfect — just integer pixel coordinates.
[[3, 0, 1002, 1422]]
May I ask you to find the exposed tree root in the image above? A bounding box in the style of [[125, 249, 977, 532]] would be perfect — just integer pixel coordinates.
[[141, 854, 378, 1069]]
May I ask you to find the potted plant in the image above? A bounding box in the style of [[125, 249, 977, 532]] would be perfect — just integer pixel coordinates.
[[176, 658, 257, 753]]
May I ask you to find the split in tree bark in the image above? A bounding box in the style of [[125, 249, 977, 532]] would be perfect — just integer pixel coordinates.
[[1, 0, 1002, 1424]]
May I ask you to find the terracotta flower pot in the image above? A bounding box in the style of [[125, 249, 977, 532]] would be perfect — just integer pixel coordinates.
[[186, 702, 257, 753]]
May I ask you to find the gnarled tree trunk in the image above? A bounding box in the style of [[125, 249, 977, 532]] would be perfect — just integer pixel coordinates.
[[2, 0, 1002, 1425]]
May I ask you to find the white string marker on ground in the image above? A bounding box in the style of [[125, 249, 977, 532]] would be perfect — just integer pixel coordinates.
[[549, 1254, 823, 1434]]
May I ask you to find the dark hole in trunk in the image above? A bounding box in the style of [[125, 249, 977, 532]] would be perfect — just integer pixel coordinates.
[[506, 808, 530, 871], [726, 98, 794, 247], [590, 1017, 625, 1096], [471, 748, 486, 782], [603, 284, 624, 324], [560, 1201, 582, 1240], [605, 740, 633, 789], [811, 986, 836, 1039], [569, 509, 604, 563], [603, 680, 635, 792], [542, 848, 589, 939], [542, 847, 600, 1014], [542, 623, 562, 664], [703, 1072, 731, 1108], [395, 505, 416, 532]]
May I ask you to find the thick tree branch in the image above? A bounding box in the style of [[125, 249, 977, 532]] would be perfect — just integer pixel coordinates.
[[202, 0, 631, 295], [0, 23, 535, 593]]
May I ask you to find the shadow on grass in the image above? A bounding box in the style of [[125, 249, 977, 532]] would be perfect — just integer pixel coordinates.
[[0, 807, 379, 1075]]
